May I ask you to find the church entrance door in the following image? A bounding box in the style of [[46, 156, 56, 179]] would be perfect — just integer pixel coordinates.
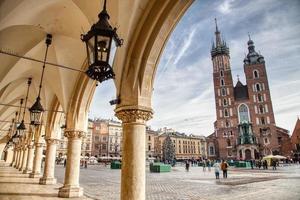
[[245, 149, 252, 160]]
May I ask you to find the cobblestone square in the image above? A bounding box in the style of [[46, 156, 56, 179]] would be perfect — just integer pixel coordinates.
[[55, 164, 300, 200]]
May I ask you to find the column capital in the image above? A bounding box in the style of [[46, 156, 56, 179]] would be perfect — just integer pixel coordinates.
[[28, 144, 34, 149], [64, 130, 86, 139], [115, 107, 153, 123], [45, 138, 59, 145], [35, 143, 44, 148]]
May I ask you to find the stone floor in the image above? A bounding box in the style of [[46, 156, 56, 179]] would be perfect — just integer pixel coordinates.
[[0, 161, 91, 200], [55, 163, 300, 200], [1, 160, 300, 200]]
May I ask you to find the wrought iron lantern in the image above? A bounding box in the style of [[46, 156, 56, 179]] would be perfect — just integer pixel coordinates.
[[17, 78, 31, 136], [29, 34, 52, 125], [81, 0, 123, 83]]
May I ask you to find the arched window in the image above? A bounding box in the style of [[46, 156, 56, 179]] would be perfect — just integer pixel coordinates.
[[220, 70, 224, 77], [225, 121, 230, 127], [223, 99, 228, 106], [224, 109, 229, 117], [261, 117, 266, 125], [209, 146, 215, 155], [238, 104, 250, 123], [259, 105, 264, 114], [220, 79, 225, 86], [221, 88, 226, 96], [255, 83, 261, 91], [258, 94, 263, 102], [253, 70, 259, 78], [227, 138, 231, 146]]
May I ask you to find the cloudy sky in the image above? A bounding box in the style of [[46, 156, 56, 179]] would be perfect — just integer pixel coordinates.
[[90, 0, 300, 136]]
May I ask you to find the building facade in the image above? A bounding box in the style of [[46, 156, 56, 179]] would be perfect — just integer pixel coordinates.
[[155, 130, 207, 160], [92, 119, 109, 157], [107, 120, 122, 157], [146, 127, 158, 158], [208, 20, 290, 160], [291, 118, 300, 161]]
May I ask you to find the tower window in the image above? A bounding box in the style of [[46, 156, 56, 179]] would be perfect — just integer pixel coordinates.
[[255, 83, 261, 91], [259, 105, 264, 114], [224, 109, 229, 117], [258, 94, 263, 102], [227, 138, 231, 146], [221, 88, 226, 96], [223, 99, 228, 106], [253, 70, 259, 78], [225, 121, 230, 127], [261, 117, 266, 125], [220, 70, 224, 77], [220, 79, 225, 86]]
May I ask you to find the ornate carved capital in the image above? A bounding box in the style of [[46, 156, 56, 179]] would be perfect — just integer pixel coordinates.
[[115, 109, 153, 123], [27, 144, 34, 149], [35, 143, 44, 148], [64, 129, 86, 139], [45, 138, 59, 145]]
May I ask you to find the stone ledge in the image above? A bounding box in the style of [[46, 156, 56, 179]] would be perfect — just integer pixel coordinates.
[[39, 177, 57, 185]]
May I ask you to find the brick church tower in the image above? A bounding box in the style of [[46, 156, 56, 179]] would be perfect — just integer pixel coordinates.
[[207, 20, 286, 160]]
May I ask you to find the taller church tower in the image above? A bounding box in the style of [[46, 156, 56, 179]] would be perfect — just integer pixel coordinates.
[[211, 19, 238, 159]]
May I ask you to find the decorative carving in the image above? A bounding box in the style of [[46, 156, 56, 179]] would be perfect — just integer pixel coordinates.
[[27, 144, 34, 149], [35, 143, 44, 148], [115, 109, 153, 123], [45, 138, 59, 145], [64, 130, 86, 139]]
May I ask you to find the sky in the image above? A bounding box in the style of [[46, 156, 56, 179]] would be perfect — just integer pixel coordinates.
[[89, 0, 300, 136]]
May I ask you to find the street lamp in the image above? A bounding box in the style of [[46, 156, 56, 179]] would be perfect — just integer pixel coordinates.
[[17, 78, 32, 137], [81, 0, 123, 83], [29, 34, 52, 126]]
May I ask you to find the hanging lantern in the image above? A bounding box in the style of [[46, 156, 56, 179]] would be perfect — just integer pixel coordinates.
[[17, 120, 26, 137], [29, 34, 52, 125], [81, 0, 123, 83]]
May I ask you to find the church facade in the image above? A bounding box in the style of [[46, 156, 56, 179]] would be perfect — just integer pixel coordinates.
[[207, 20, 290, 160]]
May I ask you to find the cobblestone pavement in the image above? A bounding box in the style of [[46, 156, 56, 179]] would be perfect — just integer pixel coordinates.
[[55, 164, 300, 200]]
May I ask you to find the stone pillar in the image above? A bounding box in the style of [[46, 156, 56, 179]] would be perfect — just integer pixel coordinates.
[[58, 130, 85, 198], [20, 147, 28, 171], [29, 143, 44, 178], [116, 108, 153, 200], [241, 149, 245, 160], [23, 144, 34, 174], [14, 148, 19, 168], [10, 148, 16, 166], [17, 148, 24, 169], [251, 148, 255, 159], [39, 138, 58, 184]]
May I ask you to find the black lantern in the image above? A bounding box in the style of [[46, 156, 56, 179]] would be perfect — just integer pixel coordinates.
[[17, 78, 31, 137], [81, 0, 123, 83], [29, 34, 52, 125]]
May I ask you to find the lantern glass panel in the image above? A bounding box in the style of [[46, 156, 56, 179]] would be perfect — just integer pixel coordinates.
[[30, 111, 43, 126], [97, 35, 111, 63], [109, 39, 117, 66], [86, 36, 95, 66]]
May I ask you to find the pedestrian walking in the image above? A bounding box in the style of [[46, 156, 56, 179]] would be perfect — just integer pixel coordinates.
[[221, 160, 228, 178], [185, 160, 190, 172], [213, 162, 220, 179], [272, 159, 277, 170], [208, 160, 211, 172], [202, 160, 207, 172]]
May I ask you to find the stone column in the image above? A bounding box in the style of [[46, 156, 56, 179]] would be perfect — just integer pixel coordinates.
[[10, 148, 16, 166], [251, 148, 255, 159], [23, 144, 34, 174], [20, 147, 28, 171], [39, 138, 58, 184], [115, 108, 153, 200], [241, 149, 245, 160], [29, 143, 44, 178], [58, 130, 85, 198], [17, 148, 24, 169], [14, 148, 19, 168]]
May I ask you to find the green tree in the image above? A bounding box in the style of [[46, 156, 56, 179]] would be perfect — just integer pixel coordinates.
[[162, 135, 175, 164]]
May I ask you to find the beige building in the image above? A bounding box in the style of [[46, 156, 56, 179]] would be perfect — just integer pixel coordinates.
[[146, 127, 158, 158], [154, 129, 207, 160], [92, 119, 109, 157], [108, 120, 122, 157]]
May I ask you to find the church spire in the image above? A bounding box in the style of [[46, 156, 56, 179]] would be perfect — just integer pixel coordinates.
[[215, 18, 222, 46]]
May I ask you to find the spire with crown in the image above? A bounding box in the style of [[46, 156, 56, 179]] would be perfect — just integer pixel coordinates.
[[211, 18, 229, 58], [243, 33, 265, 65]]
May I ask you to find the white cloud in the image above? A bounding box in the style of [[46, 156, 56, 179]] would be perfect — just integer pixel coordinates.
[[218, 0, 236, 14]]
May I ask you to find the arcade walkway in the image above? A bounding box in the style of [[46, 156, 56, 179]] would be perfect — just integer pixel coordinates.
[[0, 161, 91, 200]]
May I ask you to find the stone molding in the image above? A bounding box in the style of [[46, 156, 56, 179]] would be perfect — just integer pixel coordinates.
[[115, 109, 153, 123], [64, 130, 86, 139], [45, 138, 59, 145], [27, 144, 34, 149], [35, 143, 44, 148]]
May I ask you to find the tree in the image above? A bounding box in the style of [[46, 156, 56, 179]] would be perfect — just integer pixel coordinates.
[[162, 135, 175, 164]]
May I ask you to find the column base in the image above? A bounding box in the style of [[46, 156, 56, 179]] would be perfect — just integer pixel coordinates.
[[29, 172, 41, 178], [23, 169, 32, 174], [39, 177, 57, 185], [58, 186, 83, 198]]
